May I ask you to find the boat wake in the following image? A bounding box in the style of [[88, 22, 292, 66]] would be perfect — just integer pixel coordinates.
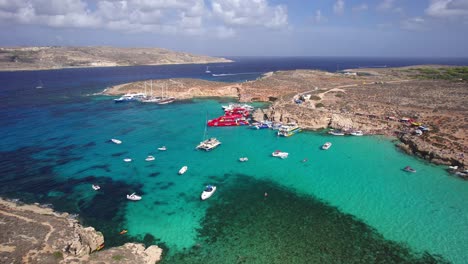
[[212, 72, 262, 77]]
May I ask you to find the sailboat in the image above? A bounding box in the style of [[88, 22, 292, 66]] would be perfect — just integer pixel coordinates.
[[156, 82, 175, 105], [205, 66, 211, 74], [36, 80, 43, 89], [140, 80, 162, 103], [196, 113, 221, 151]]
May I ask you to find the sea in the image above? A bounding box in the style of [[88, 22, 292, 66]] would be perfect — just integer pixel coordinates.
[[1, 57, 467, 263]]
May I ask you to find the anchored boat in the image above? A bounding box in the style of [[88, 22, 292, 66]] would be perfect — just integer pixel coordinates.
[[196, 138, 221, 151], [201, 185, 216, 200], [277, 123, 301, 137]]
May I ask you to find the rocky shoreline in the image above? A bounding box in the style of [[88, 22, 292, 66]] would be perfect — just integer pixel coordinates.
[[104, 66, 467, 178], [0, 198, 162, 263]]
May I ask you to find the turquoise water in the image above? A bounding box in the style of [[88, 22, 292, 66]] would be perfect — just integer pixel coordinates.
[[1, 97, 467, 263]]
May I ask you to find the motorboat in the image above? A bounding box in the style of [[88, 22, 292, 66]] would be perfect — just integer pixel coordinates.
[[158, 146, 167, 151], [201, 185, 217, 200], [179, 166, 188, 175], [251, 121, 272, 129], [239, 157, 248, 162], [225, 107, 250, 117], [114, 93, 146, 103], [272, 150, 289, 159], [277, 123, 301, 137], [222, 103, 254, 112], [196, 138, 221, 151], [328, 129, 345, 136], [119, 230, 128, 235], [92, 184, 101, 191], [126, 193, 142, 201], [322, 142, 332, 150], [271, 122, 283, 130], [145, 155, 155, 161], [350, 130, 364, 136], [403, 166, 416, 173], [111, 138, 122, 144], [123, 158, 132, 162]]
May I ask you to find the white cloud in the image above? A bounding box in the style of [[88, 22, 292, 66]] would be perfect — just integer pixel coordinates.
[[400, 17, 427, 31], [377, 0, 395, 10], [352, 4, 368, 12], [426, 0, 468, 18], [333, 0, 345, 15], [0, 0, 288, 38], [211, 0, 288, 29]]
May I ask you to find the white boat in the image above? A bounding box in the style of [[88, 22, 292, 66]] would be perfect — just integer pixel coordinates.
[[126, 193, 142, 201], [205, 66, 211, 73], [277, 123, 301, 137], [201, 185, 216, 200], [145, 155, 155, 161], [221, 103, 254, 111], [123, 158, 132, 162], [114, 93, 146, 103], [36, 80, 43, 89], [111, 138, 122, 144], [158, 146, 167, 151], [272, 150, 289, 159], [196, 138, 221, 151], [350, 130, 364, 136], [328, 129, 345, 136], [92, 184, 101, 191], [178, 166, 188, 175], [239, 157, 249, 162], [322, 142, 332, 150]]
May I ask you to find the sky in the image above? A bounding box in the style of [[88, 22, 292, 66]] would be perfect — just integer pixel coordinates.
[[0, 0, 467, 57]]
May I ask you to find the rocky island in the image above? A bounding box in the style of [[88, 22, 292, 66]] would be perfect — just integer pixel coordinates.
[[0, 46, 231, 71], [105, 66, 467, 175], [0, 198, 162, 263]]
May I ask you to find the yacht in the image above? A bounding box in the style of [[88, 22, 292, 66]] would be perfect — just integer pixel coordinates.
[[123, 158, 132, 162], [196, 138, 221, 151], [205, 66, 211, 74], [145, 155, 155, 161], [126, 193, 142, 201], [158, 146, 167, 151], [156, 97, 175, 105], [321, 142, 332, 150], [111, 139, 122, 144], [207, 114, 249, 127], [277, 123, 301, 137], [178, 166, 188, 175], [92, 184, 101, 191], [114, 93, 146, 103], [201, 185, 216, 200], [239, 157, 249, 162], [272, 150, 289, 159]]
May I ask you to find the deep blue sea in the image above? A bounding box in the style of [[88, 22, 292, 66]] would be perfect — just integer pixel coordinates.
[[1, 57, 468, 263]]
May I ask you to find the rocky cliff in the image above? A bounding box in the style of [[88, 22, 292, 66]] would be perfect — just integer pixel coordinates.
[[0, 199, 162, 263]]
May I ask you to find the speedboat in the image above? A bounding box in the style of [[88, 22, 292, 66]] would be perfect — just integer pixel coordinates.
[[123, 158, 132, 162], [322, 142, 332, 150], [145, 155, 155, 161], [178, 166, 188, 175], [158, 146, 167, 151], [350, 130, 363, 136], [403, 166, 416, 173], [272, 150, 289, 159], [92, 184, 101, 191], [239, 157, 248, 162], [201, 185, 216, 200], [126, 193, 142, 201], [111, 138, 122, 144]]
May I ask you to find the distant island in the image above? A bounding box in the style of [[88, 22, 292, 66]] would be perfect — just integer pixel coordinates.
[[0, 46, 232, 71]]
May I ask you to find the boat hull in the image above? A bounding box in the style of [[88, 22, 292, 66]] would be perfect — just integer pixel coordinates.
[[201, 186, 217, 200]]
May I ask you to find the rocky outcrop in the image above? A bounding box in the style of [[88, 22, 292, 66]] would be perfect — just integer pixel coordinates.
[[0, 199, 163, 263]]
